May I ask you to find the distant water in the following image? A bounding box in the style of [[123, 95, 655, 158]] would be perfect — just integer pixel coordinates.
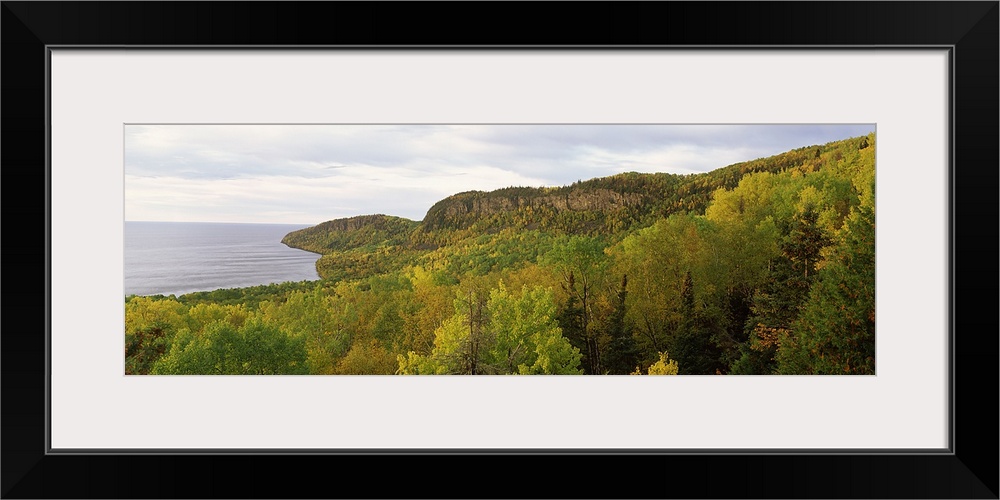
[[125, 221, 321, 297]]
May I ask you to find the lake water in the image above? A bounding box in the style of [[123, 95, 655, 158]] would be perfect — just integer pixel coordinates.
[[125, 221, 321, 297]]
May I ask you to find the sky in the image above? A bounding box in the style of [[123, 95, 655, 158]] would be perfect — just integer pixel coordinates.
[[125, 124, 875, 225]]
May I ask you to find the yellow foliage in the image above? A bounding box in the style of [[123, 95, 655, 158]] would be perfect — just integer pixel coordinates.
[[630, 352, 680, 375], [645, 352, 679, 375], [335, 339, 398, 375], [125, 297, 187, 334]]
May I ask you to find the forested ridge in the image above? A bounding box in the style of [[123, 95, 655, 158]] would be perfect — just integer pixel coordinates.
[[126, 133, 875, 375]]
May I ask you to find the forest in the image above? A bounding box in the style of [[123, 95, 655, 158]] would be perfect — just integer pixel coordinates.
[[125, 133, 875, 375]]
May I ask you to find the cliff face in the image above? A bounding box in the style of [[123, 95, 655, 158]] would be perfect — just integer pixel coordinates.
[[428, 188, 643, 220], [307, 214, 415, 234], [420, 176, 670, 232]]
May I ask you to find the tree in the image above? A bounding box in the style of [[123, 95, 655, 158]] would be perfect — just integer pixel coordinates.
[[702, 210, 780, 366], [776, 202, 875, 374], [186, 302, 248, 333], [398, 284, 491, 375], [398, 282, 582, 375], [402, 266, 456, 355], [258, 286, 350, 374], [783, 207, 831, 279], [125, 296, 187, 335], [610, 215, 709, 367], [631, 352, 679, 375], [124, 296, 188, 375], [488, 283, 582, 375], [125, 325, 170, 375], [543, 236, 609, 374], [556, 271, 587, 367], [730, 207, 831, 374], [603, 274, 638, 374], [336, 339, 399, 374], [730, 255, 810, 375], [668, 271, 725, 374], [152, 319, 308, 375]]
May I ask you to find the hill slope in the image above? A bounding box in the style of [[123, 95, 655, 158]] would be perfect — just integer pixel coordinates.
[[283, 135, 869, 280]]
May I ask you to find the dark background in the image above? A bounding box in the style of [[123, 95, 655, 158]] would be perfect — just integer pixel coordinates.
[[3, 2, 997, 498]]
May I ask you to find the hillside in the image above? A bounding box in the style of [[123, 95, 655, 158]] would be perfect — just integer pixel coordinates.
[[282, 214, 418, 254], [282, 135, 861, 277]]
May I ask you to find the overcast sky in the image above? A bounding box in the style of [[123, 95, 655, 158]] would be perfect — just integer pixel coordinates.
[[125, 124, 874, 225]]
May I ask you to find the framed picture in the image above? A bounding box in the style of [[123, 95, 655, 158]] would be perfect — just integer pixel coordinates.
[[3, 2, 996, 498]]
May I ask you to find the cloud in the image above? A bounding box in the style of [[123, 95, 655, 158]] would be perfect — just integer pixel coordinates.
[[125, 124, 874, 223]]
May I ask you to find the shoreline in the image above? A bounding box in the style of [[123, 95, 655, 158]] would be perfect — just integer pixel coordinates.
[[125, 277, 324, 300]]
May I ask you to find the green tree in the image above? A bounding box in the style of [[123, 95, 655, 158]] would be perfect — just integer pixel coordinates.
[[398, 283, 582, 375], [258, 286, 350, 374], [125, 296, 187, 334], [488, 283, 582, 375], [336, 339, 400, 374], [186, 302, 248, 333], [543, 235, 608, 374], [124, 296, 188, 374], [603, 274, 638, 374], [730, 205, 834, 374], [398, 284, 490, 375], [153, 319, 308, 375], [730, 255, 810, 375], [610, 215, 709, 366], [784, 207, 831, 279], [776, 202, 875, 374], [125, 325, 170, 375], [668, 271, 725, 374]]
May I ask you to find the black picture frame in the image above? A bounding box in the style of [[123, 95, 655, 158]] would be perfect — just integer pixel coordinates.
[[3, 2, 996, 498]]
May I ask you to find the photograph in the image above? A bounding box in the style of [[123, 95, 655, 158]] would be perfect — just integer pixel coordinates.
[[4, 0, 995, 497], [125, 124, 876, 376]]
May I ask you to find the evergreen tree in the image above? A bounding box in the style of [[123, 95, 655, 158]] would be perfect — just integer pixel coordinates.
[[603, 274, 638, 374], [776, 203, 875, 374], [669, 271, 724, 374], [784, 207, 831, 279], [731, 207, 831, 374], [557, 272, 589, 369]]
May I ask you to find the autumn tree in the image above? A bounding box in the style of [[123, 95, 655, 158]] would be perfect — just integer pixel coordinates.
[[258, 286, 350, 374], [152, 319, 308, 375], [639, 352, 680, 375], [776, 201, 875, 374], [124, 296, 188, 374], [125, 325, 170, 375], [336, 339, 400, 375], [610, 215, 710, 367], [398, 283, 582, 375], [543, 235, 609, 374]]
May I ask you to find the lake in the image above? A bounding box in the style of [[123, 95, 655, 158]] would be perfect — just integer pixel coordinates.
[[124, 221, 321, 297]]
